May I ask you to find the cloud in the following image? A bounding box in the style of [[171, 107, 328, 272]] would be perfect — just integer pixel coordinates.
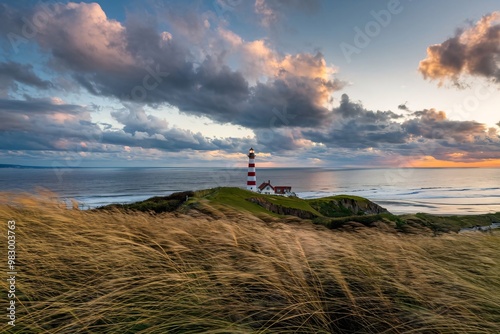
[[36, 2, 134, 72], [0, 97, 99, 151], [254, 0, 320, 28], [419, 12, 500, 85], [0, 61, 53, 96], [403, 109, 486, 143], [161, 3, 212, 44], [1, 2, 499, 166], [108, 104, 249, 152], [1, 91, 499, 166], [110, 105, 170, 136], [237, 70, 339, 128], [0, 2, 341, 130], [335, 94, 403, 121], [398, 102, 409, 111], [298, 94, 500, 164], [254, 127, 315, 152], [0, 95, 252, 155], [302, 94, 406, 149]]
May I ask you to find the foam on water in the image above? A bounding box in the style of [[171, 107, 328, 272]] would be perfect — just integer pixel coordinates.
[[296, 183, 500, 215]]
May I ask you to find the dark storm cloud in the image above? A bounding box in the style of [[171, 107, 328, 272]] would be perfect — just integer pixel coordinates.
[[0, 2, 336, 129], [302, 94, 407, 149], [0, 97, 251, 153], [0, 98, 99, 150], [0, 3, 24, 38], [0, 97, 83, 114], [336, 94, 403, 121], [254, 128, 306, 152], [403, 109, 486, 142], [419, 12, 500, 85], [1, 92, 498, 164], [238, 76, 333, 128], [304, 121, 407, 150], [1, 2, 498, 165], [297, 94, 500, 163], [398, 102, 409, 111], [0, 61, 53, 95], [159, 2, 212, 44]]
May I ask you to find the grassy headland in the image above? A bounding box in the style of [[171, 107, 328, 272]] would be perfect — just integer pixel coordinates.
[[0, 189, 499, 333], [102, 187, 500, 234]]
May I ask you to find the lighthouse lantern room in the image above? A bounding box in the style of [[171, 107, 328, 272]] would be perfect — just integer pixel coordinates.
[[247, 147, 257, 191]]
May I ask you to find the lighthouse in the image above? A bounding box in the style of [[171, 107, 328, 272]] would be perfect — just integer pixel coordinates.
[[247, 147, 257, 191]]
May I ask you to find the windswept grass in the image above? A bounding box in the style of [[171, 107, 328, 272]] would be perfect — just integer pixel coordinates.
[[0, 192, 499, 333], [203, 187, 322, 217]]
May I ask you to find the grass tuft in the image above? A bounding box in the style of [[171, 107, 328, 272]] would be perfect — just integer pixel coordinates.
[[1, 192, 499, 333]]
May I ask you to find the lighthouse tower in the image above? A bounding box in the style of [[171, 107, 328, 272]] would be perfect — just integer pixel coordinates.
[[247, 147, 257, 191]]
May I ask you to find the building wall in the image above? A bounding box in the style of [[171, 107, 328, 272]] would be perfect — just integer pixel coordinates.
[[262, 186, 273, 194]]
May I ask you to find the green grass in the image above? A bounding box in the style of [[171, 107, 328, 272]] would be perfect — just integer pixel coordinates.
[[201, 189, 500, 233], [310, 202, 354, 218], [308, 195, 385, 219], [99, 191, 194, 214], [402, 212, 500, 233], [196, 187, 278, 215], [198, 187, 322, 217], [309, 194, 370, 203]]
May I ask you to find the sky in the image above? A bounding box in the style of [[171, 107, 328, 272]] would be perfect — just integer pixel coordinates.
[[0, 0, 499, 168]]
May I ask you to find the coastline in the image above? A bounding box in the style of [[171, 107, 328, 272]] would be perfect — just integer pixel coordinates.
[[1, 189, 499, 333], [69, 189, 500, 216], [1, 167, 500, 215], [92, 187, 500, 235]]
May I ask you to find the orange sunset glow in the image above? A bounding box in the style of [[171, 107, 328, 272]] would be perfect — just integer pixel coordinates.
[[408, 156, 500, 168]]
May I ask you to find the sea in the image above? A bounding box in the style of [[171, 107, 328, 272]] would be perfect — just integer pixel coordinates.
[[0, 167, 499, 215]]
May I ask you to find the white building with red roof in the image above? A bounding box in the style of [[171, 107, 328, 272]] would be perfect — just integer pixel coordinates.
[[258, 180, 294, 197]]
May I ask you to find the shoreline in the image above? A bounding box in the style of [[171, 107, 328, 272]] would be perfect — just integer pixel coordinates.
[[64, 190, 500, 217], [90, 187, 500, 235], [2, 168, 500, 216]]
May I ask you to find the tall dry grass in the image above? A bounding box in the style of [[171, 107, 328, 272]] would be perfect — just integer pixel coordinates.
[[0, 192, 499, 333]]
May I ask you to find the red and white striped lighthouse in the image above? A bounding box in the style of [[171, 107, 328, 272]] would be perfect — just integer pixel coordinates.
[[247, 147, 257, 191]]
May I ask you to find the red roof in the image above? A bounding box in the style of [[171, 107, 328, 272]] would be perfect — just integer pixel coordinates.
[[274, 186, 292, 194], [258, 182, 274, 191]]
